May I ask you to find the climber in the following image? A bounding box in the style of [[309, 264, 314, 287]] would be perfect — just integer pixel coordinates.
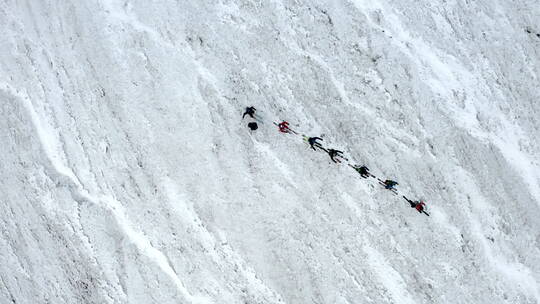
[[306, 136, 323, 151], [327, 149, 345, 163], [403, 196, 429, 216], [351, 165, 371, 178], [414, 200, 427, 213], [277, 121, 291, 133], [242, 106, 256, 119], [383, 179, 398, 190]]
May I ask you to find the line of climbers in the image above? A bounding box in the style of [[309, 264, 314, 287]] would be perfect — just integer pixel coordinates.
[[242, 106, 430, 216]]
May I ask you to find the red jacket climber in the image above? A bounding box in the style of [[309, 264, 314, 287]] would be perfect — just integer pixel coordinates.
[[415, 201, 426, 213], [403, 196, 429, 216], [278, 121, 290, 133]]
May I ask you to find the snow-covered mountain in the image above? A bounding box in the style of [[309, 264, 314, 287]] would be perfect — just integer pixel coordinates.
[[1, 0, 539, 303]]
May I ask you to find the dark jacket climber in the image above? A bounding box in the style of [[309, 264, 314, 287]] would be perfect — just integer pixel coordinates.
[[353, 165, 370, 178], [327, 149, 344, 163], [384, 179, 398, 189], [307, 137, 323, 151], [242, 106, 256, 119]]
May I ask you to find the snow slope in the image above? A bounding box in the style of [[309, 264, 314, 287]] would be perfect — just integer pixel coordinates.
[[1, 0, 539, 303]]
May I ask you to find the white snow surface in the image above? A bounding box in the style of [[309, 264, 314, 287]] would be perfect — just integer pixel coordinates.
[[1, 0, 540, 303]]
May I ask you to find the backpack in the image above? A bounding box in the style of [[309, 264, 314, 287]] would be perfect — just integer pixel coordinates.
[[248, 122, 258, 130]]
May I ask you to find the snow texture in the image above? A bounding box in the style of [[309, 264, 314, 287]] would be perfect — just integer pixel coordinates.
[[1, 0, 539, 303]]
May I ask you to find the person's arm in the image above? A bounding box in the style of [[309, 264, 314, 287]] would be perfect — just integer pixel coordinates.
[[315, 137, 323, 141]]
